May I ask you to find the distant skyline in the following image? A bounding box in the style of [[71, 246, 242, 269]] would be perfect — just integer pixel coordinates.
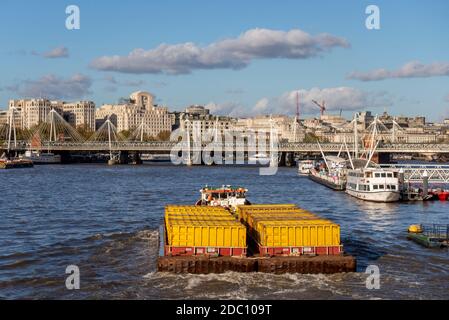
[[1, 0, 448, 121]]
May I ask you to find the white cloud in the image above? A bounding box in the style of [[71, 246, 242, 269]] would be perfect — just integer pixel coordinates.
[[205, 101, 248, 118], [256, 87, 392, 115], [348, 61, 449, 81], [206, 87, 391, 117], [43, 46, 69, 59], [90, 28, 349, 74], [15, 74, 92, 100]]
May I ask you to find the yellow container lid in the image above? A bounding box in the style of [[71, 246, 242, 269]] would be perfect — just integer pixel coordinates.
[[167, 220, 244, 227], [256, 220, 337, 227]]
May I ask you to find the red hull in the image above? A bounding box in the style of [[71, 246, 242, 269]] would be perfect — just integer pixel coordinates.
[[165, 245, 247, 257], [258, 245, 343, 257], [438, 192, 449, 201]]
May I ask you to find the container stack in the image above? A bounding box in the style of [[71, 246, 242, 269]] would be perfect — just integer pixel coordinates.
[[164, 205, 247, 257], [236, 204, 342, 256]]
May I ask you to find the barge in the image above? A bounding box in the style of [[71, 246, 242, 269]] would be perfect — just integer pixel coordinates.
[[308, 156, 347, 191], [0, 158, 34, 169], [157, 187, 356, 274], [309, 168, 346, 191]]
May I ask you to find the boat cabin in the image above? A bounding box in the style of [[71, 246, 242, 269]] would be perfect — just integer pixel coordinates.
[[196, 185, 249, 210]]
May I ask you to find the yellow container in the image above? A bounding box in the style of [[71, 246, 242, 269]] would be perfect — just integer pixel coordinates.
[[237, 204, 302, 221], [247, 213, 324, 228], [254, 221, 340, 247], [166, 214, 236, 223], [242, 210, 312, 223], [165, 206, 232, 220], [166, 220, 246, 247]]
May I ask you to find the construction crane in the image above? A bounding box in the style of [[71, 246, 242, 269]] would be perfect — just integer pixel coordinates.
[[312, 100, 326, 116]]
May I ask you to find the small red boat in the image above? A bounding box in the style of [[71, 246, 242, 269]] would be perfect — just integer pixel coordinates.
[[438, 191, 449, 201]]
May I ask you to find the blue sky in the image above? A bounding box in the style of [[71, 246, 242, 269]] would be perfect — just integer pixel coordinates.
[[0, 0, 448, 120]]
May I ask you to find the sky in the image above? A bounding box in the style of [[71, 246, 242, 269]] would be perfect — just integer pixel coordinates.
[[0, 0, 448, 121]]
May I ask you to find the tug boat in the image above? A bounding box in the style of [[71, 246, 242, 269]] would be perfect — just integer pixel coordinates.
[[195, 185, 250, 211]]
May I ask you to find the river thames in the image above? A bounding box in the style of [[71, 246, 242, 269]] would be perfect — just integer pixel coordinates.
[[0, 164, 448, 299]]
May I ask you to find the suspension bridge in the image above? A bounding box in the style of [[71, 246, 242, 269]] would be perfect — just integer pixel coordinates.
[[1, 109, 449, 155]]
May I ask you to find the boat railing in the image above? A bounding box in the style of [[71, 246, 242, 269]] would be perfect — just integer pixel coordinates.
[[421, 224, 449, 241]]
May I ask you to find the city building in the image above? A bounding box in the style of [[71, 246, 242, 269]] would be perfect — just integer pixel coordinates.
[[7, 98, 66, 129], [175, 105, 236, 140], [233, 115, 305, 143], [62, 101, 96, 132], [0, 110, 8, 126], [7, 98, 95, 131], [95, 91, 173, 138]]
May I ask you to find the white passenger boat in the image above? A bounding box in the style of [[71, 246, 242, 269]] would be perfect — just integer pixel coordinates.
[[346, 167, 400, 202], [342, 113, 401, 202], [22, 151, 61, 164]]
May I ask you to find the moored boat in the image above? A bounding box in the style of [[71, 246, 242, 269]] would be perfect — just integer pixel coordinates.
[[0, 158, 34, 169], [407, 224, 449, 248], [308, 156, 347, 191], [22, 151, 61, 164], [346, 167, 400, 202], [297, 160, 315, 175]]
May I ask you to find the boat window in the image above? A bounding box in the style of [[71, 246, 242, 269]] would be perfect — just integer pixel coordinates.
[[391, 185, 396, 190], [394, 172, 398, 178], [379, 185, 384, 189], [387, 173, 393, 178], [386, 185, 391, 190], [373, 185, 378, 190], [375, 173, 381, 178], [381, 173, 386, 178], [366, 172, 372, 178], [366, 185, 370, 191]]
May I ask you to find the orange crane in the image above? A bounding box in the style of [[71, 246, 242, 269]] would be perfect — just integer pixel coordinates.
[[312, 100, 326, 116]]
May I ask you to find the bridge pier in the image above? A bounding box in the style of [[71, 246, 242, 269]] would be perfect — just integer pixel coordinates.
[[119, 151, 129, 165], [58, 151, 71, 164], [285, 152, 295, 167], [278, 152, 287, 167], [372, 152, 391, 164], [131, 152, 142, 165]]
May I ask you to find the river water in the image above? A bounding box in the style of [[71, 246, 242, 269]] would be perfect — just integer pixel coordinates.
[[0, 164, 448, 299]]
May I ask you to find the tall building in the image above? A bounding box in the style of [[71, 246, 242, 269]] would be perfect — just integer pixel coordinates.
[[95, 91, 173, 137], [8, 98, 62, 129], [233, 115, 305, 142], [62, 101, 96, 131], [176, 106, 235, 140], [8, 98, 95, 131], [0, 110, 8, 126]]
